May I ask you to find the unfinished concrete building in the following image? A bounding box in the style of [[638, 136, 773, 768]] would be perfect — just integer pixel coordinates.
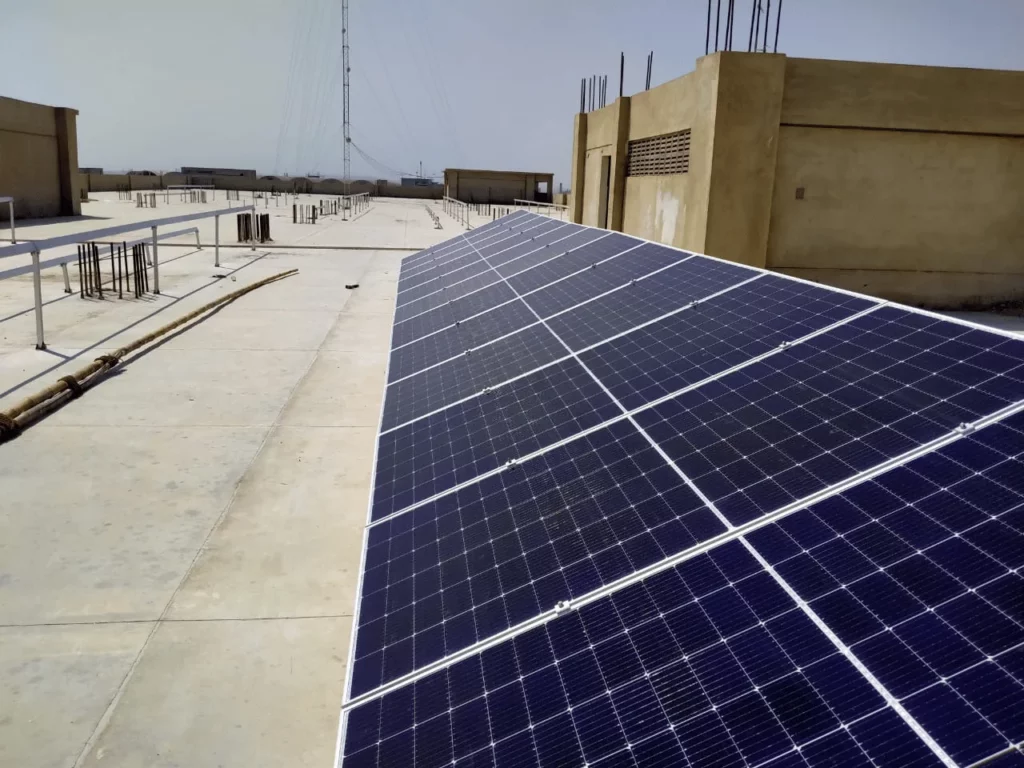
[[569, 52, 1024, 308]]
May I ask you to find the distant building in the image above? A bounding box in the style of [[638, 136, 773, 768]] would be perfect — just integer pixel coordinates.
[[444, 168, 553, 204], [79, 167, 103, 174], [401, 177, 439, 187], [181, 166, 256, 178]]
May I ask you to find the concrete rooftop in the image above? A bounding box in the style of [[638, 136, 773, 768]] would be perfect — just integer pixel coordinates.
[[1, 193, 1021, 768], [0, 193, 497, 768]]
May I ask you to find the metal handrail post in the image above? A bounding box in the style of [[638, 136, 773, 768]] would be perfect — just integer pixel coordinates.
[[151, 226, 160, 294], [60, 262, 72, 293], [214, 216, 220, 267], [31, 248, 45, 349]]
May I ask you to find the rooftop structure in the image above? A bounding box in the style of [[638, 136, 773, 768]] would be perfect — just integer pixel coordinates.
[[0, 95, 82, 219], [181, 166, 257, 177], [569, 52, 1024, 310], [444, 168, 554, 205]]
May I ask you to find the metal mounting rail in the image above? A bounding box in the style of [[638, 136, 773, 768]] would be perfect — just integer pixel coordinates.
[[0, 205, 253, 350]]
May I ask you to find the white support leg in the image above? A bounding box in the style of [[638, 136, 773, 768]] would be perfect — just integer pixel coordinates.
[[31, 248, 45, 349]]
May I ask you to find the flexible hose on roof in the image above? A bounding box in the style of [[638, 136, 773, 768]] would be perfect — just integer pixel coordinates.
[[0, 268, 299, 443]]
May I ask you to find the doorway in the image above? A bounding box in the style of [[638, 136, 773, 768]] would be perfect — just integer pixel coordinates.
[[598, 155, 611, 229]]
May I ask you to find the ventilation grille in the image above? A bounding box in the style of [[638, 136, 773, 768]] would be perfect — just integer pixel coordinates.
[[626, 130, 691, 176]]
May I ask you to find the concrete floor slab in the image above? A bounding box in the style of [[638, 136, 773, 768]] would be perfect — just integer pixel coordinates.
[[0, 425, 267, 626], [279, 349, 386, 428], [36, 349, 316, 428], [0, 198, 434, 766], [166, 426, 374, 620], [0, 622, 153, 768], [76, 618, 349, 768]]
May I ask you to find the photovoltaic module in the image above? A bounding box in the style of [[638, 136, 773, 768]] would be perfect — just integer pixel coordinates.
[[337, 211, 1024, 768]]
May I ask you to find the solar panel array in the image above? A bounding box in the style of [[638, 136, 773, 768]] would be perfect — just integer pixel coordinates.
[[338, 210, 1024, 768]]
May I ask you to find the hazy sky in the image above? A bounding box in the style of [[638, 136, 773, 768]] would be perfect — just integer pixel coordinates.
[[1, 0, 1022, 184]]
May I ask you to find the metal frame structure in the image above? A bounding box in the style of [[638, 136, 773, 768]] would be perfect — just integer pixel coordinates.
[[0, 205, 254, 349]]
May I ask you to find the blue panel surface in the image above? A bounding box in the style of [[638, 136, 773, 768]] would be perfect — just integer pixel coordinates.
[[382, 323, 569, 430], [351, 420, 723, 695], [439, 270, 503, 303], [391, 302, 456, 348], [747, 411, 1024, 766], [583, 275, 876, 409], [545, 255, 757, 349], [475, 219, 565, 259], [475, 223, 576, 267], [449, 281, 517, 321], [393, 284, 457, 324], [387, 323, 467, 383], [371, 358, 622, 520], [494, 228, 610, 279], [507, 233, 645, 295], [523, 242, 692, 318], [637, 307, 1024, 525], [342, 541, 945, 768]]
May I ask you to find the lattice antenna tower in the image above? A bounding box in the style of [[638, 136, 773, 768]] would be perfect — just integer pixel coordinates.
[[342, 0, 351, 195]]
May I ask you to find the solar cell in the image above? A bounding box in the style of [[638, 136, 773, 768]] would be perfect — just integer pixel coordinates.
[[350, 420, 724, 694], [371, 357, 621, 520], [340, 212, 1024, 768], [635, 305, 1024, 525], [543, 255, 759, 349], [382, 322, 569, 430], [746, 411, 1024, 766], [390, 302, 456, 347], [494, 228, 610, 279], [582, 275, 877, 410], [342, 540, 948, 768]]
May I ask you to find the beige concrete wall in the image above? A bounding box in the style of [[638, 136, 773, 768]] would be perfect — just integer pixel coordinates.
[[620, 57, 720, 250], [780, 58, 1024, 135], [444, 170, 553, 204], [569, 113, 587, 223], [767, 125, 1024, 307], [581, 105, 619, 227], [0, 96, 80, 218], [703, 54, 786, 267]]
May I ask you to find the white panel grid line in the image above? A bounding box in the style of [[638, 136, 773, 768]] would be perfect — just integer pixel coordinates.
[[389, 240, 658, 352], [342, 401, 1023, 713], [377, 298, 887, 471], [397, 217, 553, 286], [399, 217, 568, 287], [393, 226, 617, 326], [740, 542, 959, 767], [387, 243, 700, 391], [345, 214, 1024, 745], [396, 224, 588, 307], [965, 742, 1024, 768], [423, 226, 994, 765], [615, 223, 1024, 345]]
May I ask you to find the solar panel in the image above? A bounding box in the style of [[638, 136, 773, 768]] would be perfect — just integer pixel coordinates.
[[338, 212, 1024, 768]]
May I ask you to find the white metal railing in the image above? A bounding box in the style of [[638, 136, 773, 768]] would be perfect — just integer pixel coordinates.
[[0, 205, 254, 350], [1, 196, 14, 243], [514, 198, 569, 220], [343, 192, 370, 218], [442, 196, 471, 229]]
